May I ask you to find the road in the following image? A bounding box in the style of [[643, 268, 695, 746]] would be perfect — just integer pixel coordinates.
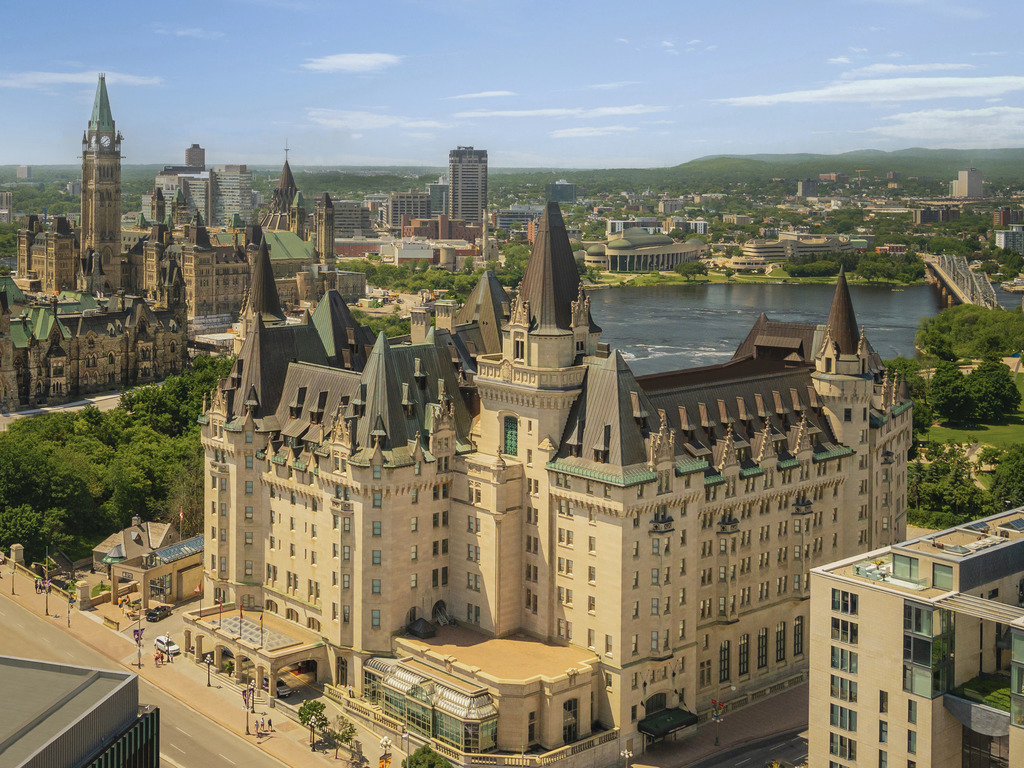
[[0, 593, 288, 768], [685, 729, 807, 768], [0, 392, 121, 430]]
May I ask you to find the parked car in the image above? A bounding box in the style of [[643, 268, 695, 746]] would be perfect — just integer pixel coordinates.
[[146, 605, 172, 622], [262, 676, 294, 698], [154, 635, 180, 655]]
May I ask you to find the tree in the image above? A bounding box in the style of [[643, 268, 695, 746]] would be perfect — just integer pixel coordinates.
[[929, 362, 975, 425], [991, 445, 1024, 509], [328, 715, 357, 759], [909, 442, 993, 528], [966, 359, 1021, 422], [673, 261, 708, 281], [298, 699, 329, 748], [404, 745, 453, 768]]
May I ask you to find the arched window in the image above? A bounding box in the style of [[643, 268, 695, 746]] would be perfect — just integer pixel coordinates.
[[307, 617, 321, 632], [108, 352, 115, 365], [265, 600, 278, 614], [286, 608, 299, 623]]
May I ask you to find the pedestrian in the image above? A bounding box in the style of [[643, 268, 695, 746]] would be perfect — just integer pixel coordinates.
[[260, 717, 265, 735], [348, 684, 354, 698], [267, 717, 273, 732]]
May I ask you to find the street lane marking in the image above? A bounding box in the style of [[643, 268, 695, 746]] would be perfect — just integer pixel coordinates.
[[769, 743, 786, 751], [219, 754, 236, 765], [169, 743, 184, 753], [736, 759, 750, 766]]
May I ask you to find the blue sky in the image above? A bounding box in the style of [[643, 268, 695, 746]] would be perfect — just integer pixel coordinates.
[[2, 0, 1021, 168]]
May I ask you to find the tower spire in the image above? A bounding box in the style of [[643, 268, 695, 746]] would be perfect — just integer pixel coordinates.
[[89, 73, 115, 132], [825, 267, 859, 356]]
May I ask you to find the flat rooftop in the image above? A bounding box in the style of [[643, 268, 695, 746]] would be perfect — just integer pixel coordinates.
[[0, 656, 135, 766], [397, 625, 598, 682]]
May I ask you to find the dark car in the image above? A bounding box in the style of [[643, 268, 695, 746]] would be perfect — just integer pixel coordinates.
[[145, 605, 172, 622]]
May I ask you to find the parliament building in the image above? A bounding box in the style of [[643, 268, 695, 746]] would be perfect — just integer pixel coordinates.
[[185, 202, 911, 766]]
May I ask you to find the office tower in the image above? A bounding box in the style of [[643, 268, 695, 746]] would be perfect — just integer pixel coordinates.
[[185, 143, 206, 169], [448, 146, 487, 224]]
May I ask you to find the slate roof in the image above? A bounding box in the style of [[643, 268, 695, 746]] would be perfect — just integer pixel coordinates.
[[245, 237, 285, 323], [732, 313, 821, 363], [454, 270, 510, 356], [824, 267, 859, 356], [517, 202, 598, 335], [227, 316, 328, 420], [556, 351, 656, 467], [310, 290, 374, 369]]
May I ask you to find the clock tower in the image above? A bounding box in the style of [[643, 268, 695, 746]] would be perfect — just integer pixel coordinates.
[[81, 73, 123, 289]]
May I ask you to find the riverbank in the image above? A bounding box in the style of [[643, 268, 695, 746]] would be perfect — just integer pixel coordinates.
[[588, 268, 926, 290]]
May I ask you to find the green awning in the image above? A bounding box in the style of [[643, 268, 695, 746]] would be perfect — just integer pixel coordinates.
[[637, 708, 699, 739]]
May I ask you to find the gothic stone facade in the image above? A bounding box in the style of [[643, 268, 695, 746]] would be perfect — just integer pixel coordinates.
[[191, 203, 912, 763]]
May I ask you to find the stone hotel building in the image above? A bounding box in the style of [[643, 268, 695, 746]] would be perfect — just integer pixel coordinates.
[[187, 203, 911, 766]]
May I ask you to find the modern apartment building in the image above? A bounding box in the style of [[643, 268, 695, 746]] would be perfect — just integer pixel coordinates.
[[211, 165, 253, 226], [186, 204, 910, 768], [995, 225, 1024, 255], [994, 208, 1023, 228], [809, 508, 1024, 768], [385, 191, 431, 230], [448, 146, 487, 224], [951, 169, 984, 199], [0, 190, 13, 224]]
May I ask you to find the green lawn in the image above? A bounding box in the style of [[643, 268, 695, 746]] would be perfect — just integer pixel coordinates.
[[926, 375, 1024, 449]]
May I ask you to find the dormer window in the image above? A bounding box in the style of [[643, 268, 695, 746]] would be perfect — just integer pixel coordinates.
[[514, 338, 525, 360]]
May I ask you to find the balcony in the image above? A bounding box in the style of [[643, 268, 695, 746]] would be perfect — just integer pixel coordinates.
[[650, 516, 675, 534], [944, 673, 1012, 737]]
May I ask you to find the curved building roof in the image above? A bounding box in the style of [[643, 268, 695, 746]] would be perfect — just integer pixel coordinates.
[[607, 228, 674, 250]]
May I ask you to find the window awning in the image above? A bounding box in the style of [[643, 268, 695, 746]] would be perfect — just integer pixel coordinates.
[[637, 708, 699, 738]]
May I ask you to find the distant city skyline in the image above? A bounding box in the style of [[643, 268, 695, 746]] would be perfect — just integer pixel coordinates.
[[1, 0, 1021, 168]]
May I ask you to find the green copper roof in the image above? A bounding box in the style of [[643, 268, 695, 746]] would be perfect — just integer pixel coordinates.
[[264, 230, 314, 262], [89, 74, 115, 132]]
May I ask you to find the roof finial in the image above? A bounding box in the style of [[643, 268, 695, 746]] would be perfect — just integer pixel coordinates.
[[283, 138, 289, 162]]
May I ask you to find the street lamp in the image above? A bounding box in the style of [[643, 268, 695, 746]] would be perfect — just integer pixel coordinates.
[[401, 730, 410, 756], [621, 748, 633, 768], [243, 687, 251, 735], [381, 736, 393, 765], [205, 653, 214, 687]]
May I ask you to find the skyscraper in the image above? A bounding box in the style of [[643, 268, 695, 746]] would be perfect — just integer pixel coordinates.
[[448, 146, 487, 224], [185, 143, 206, 169], [952, 168, 983, 198]]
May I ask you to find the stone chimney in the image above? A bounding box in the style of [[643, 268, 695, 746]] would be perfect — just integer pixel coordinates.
[[410, 306, 430, 343], [435, 300, 457, 333]]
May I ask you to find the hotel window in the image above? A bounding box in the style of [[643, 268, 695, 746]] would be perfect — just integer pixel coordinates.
[[372, 579, 381, 594], [757, 628, 768, 669], [371, 609, 380, 628], [244, 560, 253, 576], [503, 416, 518, 455], [245, 506, 253, 520], [410, 574, 418, 589], [245, 481, 253, 494], [719, 641, 731, 682], [245, 532, 253, 546], [372, 550, 382, 565], [373, 492, 382, 508], [738, 634, 749, 676]]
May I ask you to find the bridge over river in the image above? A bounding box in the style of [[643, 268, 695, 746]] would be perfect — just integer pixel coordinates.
[[922, 253, 1000, 309]]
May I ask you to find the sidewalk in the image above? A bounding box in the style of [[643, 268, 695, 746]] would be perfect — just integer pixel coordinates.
[[0, 575, 383, 768], [1, 572, 807, 768], [634, 684, 808, 768]]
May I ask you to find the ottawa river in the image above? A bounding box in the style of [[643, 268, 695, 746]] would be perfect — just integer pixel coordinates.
[[589, 282, 1024, 376]]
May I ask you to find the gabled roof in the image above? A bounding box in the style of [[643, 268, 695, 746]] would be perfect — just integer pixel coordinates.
[[311, 290, 374, 369], [229, 316, 328, 419], [517, 202, 597, 334], [825, 267, 859, 355], [89, 74, 114, 132], [557, 351, 656, 467], [245, 237, 285, 323], [353, 334, 412, 450], [455, 270, 509, 356]]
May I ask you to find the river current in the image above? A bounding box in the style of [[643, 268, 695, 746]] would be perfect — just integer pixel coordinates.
[[589, 282, 1023, 376]]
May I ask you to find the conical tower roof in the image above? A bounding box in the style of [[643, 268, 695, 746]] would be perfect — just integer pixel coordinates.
[[517, 201, 596, 334], [246, 236, 285, 323], [825, 267, 859, 355], [455, 270, 509, 355], [354, 333, 412, 450], [277, 159, 297, 194], [89, 74, 115, 132]]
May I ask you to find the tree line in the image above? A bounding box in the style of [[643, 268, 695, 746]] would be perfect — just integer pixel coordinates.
[[0, 356, 233, 564]]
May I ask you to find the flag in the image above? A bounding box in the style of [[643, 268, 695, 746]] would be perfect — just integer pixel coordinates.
[[179, 508, 184, 522], [260, 612, 263, 628], [194, 584, 201, 595], [240, 605, 244, 623]]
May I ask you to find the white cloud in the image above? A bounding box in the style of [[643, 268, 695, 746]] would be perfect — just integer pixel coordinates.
[[445, 90, 516, 99], [302, 53, 401, 73], [718, 76, 1024, 106], [841, 62, 973, 78], [550, 126, 637, 139], [849, 47, 868, 53], [0, 70, 161, 89], [687, 39, 702, 45], [587, 81, 642, 90], [971, 51, 1008, 57], [661, 41, 674, 48], [306, 108, 449, 131], [868, 106, 1024, 145], [828, 57, 852, 64], [155, 27, 224, 39], [454, 104, 666, 119]]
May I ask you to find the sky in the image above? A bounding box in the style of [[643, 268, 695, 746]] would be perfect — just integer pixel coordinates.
[[2, 0, 1022, 169]]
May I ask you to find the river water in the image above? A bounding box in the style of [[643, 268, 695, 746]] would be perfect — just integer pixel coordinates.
[[590, 282, 1023, 376]]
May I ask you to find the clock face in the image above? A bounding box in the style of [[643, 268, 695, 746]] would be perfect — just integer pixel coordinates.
[[100, 135, 112, 148]]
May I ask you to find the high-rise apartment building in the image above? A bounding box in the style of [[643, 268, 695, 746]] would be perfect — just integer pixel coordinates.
[[185, 202, 910, 767], [809, 508, 1024, 768], [952, 168, 984, 199], [185, 143, 206, 169], [210, 165, 253, 226], [995, 225, 1024, 255], [448, 146, 487, 224], [797, 179, 819, 198], [0, 190, 12, 224], [427, 176, 449, 216], [994, 207, 1022, 227], [385, 191, 431, 230]]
